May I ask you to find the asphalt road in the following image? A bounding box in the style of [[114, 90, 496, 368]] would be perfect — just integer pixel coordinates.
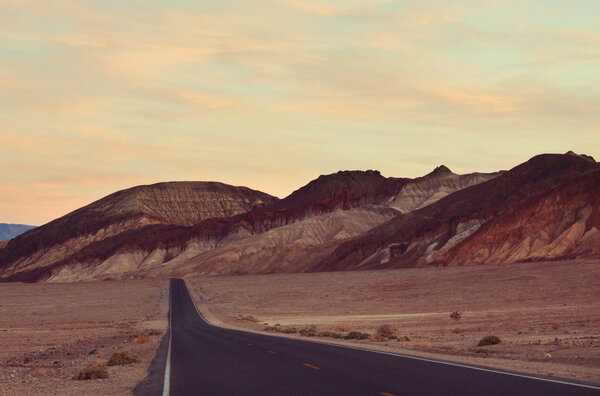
[[164, 279, 599, 396]]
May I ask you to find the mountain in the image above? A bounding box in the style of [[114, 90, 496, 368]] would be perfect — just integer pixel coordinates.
[[0, 182, 277, 282], [317, 152, 599, 271], [0, 223, 36, 241], [0, 168, 497, 281], [3, 152, 595, 283]]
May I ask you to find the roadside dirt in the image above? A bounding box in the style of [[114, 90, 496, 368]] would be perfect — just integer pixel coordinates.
[[188, 259, 600, 384], [0, 279, 168, 396]]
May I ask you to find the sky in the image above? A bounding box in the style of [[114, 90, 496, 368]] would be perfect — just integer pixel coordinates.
[[1, 0, 599, 225]]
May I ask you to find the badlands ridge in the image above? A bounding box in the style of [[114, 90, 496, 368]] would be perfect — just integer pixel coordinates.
[[0, 152, 598, 282]]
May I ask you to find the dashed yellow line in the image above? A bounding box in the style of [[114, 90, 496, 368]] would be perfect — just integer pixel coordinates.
[[267, 350, 276, 355], [247, 343, 253, 346], [302, 363, 320, 370], [381, 392, 397, 396]]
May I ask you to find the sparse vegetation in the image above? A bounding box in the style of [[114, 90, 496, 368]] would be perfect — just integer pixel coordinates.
[[73, 359, 109, 380], [415, 340, 432, 348], [242, 315, 258, 322], [477, 335, 501, 347], [397, 336, 410, 342], [344, 331, 370, 340], [376, 324, 397, 337], [133, 335, 152, 344], [450, 311, 462, 320], [107, 350, 141, 366], [140, 328, 162, 336], [299, 326, 318, 337]]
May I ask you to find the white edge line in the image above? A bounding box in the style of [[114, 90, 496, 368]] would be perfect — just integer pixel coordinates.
[[181, 279, 600, 391], [162, 280, 173, 396]]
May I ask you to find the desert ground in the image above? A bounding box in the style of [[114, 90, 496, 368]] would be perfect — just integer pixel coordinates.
[[0, 279, 168, 396], [188, 259, 600, 384]]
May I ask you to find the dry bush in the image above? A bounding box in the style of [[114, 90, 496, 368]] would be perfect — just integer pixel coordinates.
[[397, 336, 411, 343], [107, 350, 141, 366], [335, 323, 351, 332], [242, 315, 258, 322], [33, 367, 54, 375], [73, 360, 109, 380], [416, 340, 432, 349], [477, 335, 501, 347], [345, 331, 370, 340], [376, 324, 397, 337], [450, 311, 462, 320], [299, 327, 318, 337], [141, 328, 162, 336], [133, 335, 152, 344]]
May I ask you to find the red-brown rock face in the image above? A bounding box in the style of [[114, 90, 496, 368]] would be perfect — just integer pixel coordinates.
[[317, 153, 599, 271], [4, 152, 595, 282]]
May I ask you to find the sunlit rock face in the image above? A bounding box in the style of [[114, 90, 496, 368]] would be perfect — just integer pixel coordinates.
[[318, 153, 599, 271]]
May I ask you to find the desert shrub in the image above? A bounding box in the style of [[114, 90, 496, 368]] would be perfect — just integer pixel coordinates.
[[476, 348, 489, 354], [299, 327, 318, 337], [281, 327, 298, 334], [141, 329, 162, 336], [452, 328, 462, 334], [345, 331, 370, 340], [388, 335, 397, 340], [397, 336, 411, 342], [376, 324, 397, 337], [318, 331, 335, 337], [335, 323, 351, 332], [450, 311, 462, 320], [416, 340, 432, 348], [264, 326, 278, 332], [242, 315, 258, 322], [107, 351, 141, 366], [133, 335, 151, 344], [73, 360, 109, 380], [477, 335, 501, 347]]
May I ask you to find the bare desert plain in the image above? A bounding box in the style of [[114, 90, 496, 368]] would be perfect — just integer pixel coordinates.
[[188, 259, 600, 384], [0, 279, 168, 396]]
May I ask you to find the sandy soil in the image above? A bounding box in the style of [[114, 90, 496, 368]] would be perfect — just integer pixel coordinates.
[[0, 279, 168, 396], [188, 259, 600, 384]]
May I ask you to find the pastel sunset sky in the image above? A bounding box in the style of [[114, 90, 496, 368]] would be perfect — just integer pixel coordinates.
[[1, 0, 599, 225]]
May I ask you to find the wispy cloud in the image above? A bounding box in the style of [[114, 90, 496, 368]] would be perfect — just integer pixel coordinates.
[[1, 0, 599, 224]]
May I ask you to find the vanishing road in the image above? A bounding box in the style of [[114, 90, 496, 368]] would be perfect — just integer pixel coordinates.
[[163, 279, 599, 395]]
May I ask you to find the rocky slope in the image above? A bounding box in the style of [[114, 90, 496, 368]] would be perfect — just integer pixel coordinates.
[[0, 224, 36, 241], [3, 153, 596, 282], [0, 167, 497, 281], [0, 182, 277, 281], [317, 152, 599, 271]]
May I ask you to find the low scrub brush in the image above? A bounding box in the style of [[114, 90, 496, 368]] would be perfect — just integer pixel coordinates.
[[477, 335, 501, 347], [107, 351, 141, 366], [73, 360, 109, 380]]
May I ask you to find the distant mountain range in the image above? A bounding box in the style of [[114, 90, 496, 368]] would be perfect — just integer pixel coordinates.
[[0, 223, 36, 241], [0, 151, 598, 282]]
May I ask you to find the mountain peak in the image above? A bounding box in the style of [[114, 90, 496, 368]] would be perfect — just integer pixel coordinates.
[[429, 165, 453, 176], [565, 151, 596, 163]]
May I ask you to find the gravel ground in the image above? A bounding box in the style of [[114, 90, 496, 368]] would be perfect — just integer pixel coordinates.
[[0, 279, 168, 396]]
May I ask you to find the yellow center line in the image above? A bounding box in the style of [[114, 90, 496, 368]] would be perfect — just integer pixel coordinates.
[[267, 350, 276, 355], [247, 343, 253, 346], [302, 363, 320, 370], [381, 393, 397, 396]]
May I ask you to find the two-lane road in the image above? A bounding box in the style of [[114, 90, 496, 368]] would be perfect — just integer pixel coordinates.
[[164, 279, 599, 395]]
